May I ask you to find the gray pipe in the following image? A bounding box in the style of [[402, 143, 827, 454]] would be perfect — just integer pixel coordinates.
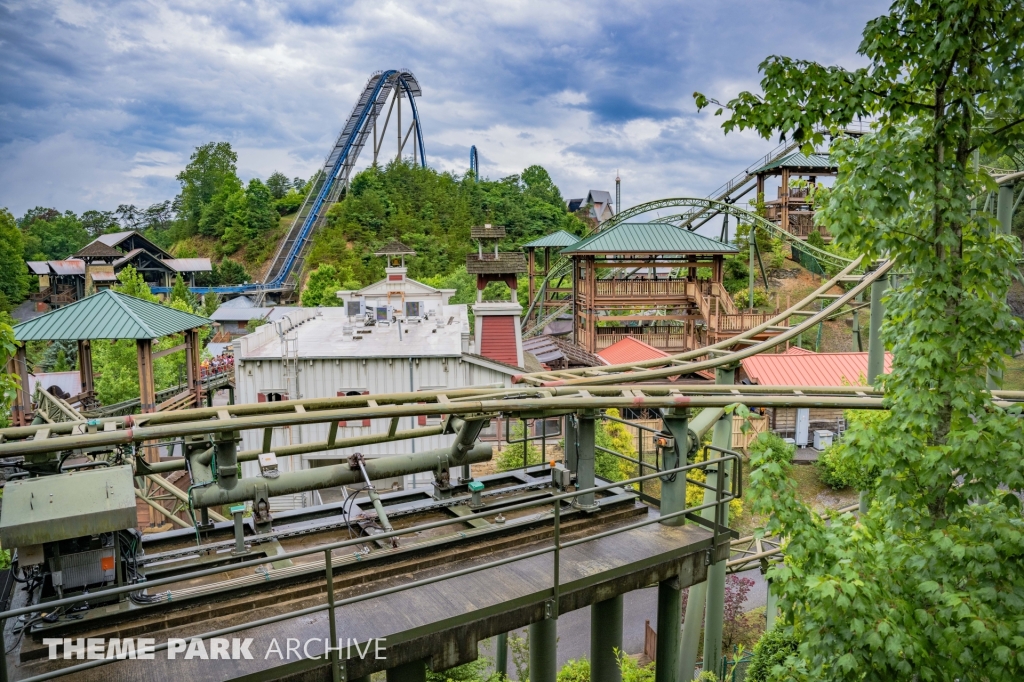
[[191, 442, 493, 509], [446, 416, 487, 465]]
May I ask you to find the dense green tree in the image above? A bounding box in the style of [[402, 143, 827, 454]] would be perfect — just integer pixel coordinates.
[[0, 209, 28, 307], [699, 1, 1024, 679], [266, 171, 291, 200], [218, 259, 249, 286], [176, 142, 240, 237], [80, 210, 119, 237], [300, 264, 357, 307], [307, 160, 588, 288], [20, 209, 91, 260]]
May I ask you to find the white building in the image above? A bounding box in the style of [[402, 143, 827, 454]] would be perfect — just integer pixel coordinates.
[[232, 241, 520, 507]]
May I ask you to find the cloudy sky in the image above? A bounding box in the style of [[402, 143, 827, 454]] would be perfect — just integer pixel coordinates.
[[0, 0, 888, 218]]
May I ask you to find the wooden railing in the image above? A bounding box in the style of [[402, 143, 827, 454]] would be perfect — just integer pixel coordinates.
[[594, 328, 691, 351], [591, 279, 691, 298]]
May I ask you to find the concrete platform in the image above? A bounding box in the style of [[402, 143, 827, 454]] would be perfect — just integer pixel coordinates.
[[13, 514, 726, 682]]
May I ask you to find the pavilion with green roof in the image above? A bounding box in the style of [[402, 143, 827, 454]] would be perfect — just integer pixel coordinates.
[[8, 289, 211, 431], [751, 151, 837, 240], [557, 222, 738, 354], [522, 230, 581, 316]]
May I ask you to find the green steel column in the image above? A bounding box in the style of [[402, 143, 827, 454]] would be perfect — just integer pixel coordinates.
[[655, 578, 682, 682], [867, 274, 888, 384], [679, 367, 736, 679], [990, 182, 1018, 391], [591, 595, 624, 682], [660, 410, 689, 527], [530, 618, 557, 682], [495, 633, 508, 679], [387, 660, 426, 682], [765, 577, 778, 631], [852, 291, 862, 352], [564, 414, 579, 473], [748, 234, 755, 310], [864, 272, 888, 513], [997, 183, 1015, 235], [574, 411, 597, 510], [701, 366, 736, 673]]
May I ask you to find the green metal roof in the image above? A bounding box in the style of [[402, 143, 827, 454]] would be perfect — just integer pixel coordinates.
[[522, 230, 581, 249], [14, 289, 211, 341], [752, 152, 835, 174], [560, 223, 738, 255]]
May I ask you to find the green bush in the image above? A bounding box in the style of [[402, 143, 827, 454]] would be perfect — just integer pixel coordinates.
[[557, 658, 590, 682], [617, 651, 655, 682], [427, 657, 494, 682], [815, 409, 888, 490], [746, 626, 798, 682], [747, 431, 794, 463], [496, 422, 543, 471], [732, 287, 771, 309]]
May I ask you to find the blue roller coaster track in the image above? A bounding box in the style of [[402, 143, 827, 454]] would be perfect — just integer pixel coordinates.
[[469, 145, 479, 180], [160, 69, 427, 298]]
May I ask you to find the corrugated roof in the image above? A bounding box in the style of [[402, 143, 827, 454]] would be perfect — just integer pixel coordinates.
[[479, 316, 519, 367], [74, 240, 123, 259], [49, 260, 85, 276], [164, 258, 212, 272], [752, 152, 835, 174], [522, 230, 581, 249], [597, 337, 669, 365], [597, 337, 715, 379], [14, 289, 211, 341], [470, 225, 506, 239], [90, 271, 118, 281], [374, 240, 416, 255], [211, 308, 274, 322], [741, 350, 893, 386], [96, 232, 133, 247], [522, 335, 602, 367], [26, 261, 49, 275], [219, 295, 256, 309], [465, 252, 527, 274], [561, 223, 738, 255]]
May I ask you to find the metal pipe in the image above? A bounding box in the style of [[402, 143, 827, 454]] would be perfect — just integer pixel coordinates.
[[495, 633, 508, 678], [0, 395, 889, 459], [446, 416, 486, 465], [190, 442, 493, 509], [356, 456, 394, 535]]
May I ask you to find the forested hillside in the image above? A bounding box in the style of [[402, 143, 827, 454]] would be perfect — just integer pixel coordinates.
[[0, 141, 594, 316], [303, 161, 591, 293]]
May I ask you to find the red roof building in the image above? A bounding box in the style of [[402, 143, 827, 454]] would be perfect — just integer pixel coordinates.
[[597, 337, 713, 381], [740, 349, 892, 387]]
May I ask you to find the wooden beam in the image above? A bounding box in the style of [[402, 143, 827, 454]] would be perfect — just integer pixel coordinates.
[[153, 342, 187, 360]]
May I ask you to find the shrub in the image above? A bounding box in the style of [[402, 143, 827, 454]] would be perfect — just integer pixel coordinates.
[[732, 287, 771, 309], [496, 421, 543, 471], [617, 650, 655, 682], [747, 431, 794, 462], [557, 657, 590, 682], [815, 409, 888, 490], [746, 626, 798, 682]]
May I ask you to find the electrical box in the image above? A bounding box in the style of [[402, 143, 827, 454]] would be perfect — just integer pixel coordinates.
[[258, 452, 280, 479], [0, 465, 137, 550], [813, 430, 834, 451], [551, 463, 571, 490]]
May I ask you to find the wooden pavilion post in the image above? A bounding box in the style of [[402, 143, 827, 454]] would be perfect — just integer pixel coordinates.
[[780, 168, 791, 235], [136, 339, 158, 465], [527, 247, 536, 306], [185, 328, 202, 406], [7, 345, 31, 427], [77, 340, 94, 397]]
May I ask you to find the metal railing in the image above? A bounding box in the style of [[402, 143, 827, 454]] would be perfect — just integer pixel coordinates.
[[0, 456, 740, 682]]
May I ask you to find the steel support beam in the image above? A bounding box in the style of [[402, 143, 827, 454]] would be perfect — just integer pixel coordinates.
[[574, 411, 597, 510], [765, 576, 778, 631], [564, 414, 579, 473], [530, 617, 557, 682], [701, 366, 736, 671], [495, 633, 508, 679], [867, 274, 888, 385], [591, 595, 623, 682], [655, 578, 681, 682], [679, 367, 735, 679]]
